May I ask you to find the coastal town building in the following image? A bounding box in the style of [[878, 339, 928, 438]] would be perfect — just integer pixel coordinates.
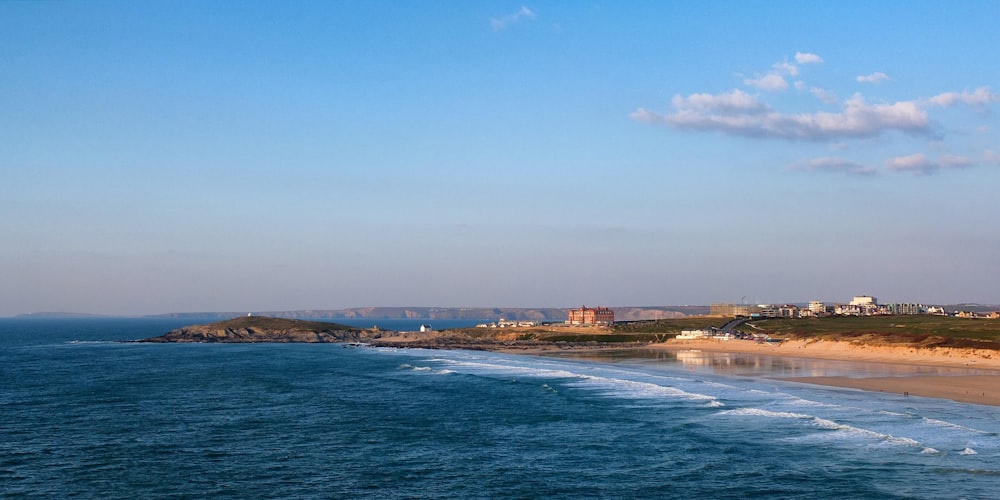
[[885, 303, 922, 315], [567, 306, 615, 325], [850, 295, 877, 306], [710, 303, 760, 317], [712, 296, 928, 318], [779, 305, 799, 318], [476, 319, 541, 328], [759, 304, 780, 318]]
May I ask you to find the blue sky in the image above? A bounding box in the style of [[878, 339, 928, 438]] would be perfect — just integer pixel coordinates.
[[2, 1, 998, 315]]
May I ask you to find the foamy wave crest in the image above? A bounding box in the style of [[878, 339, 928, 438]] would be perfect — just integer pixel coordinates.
[[432, 358, 723, 406], [399, 363, 448, 374], [434, 359, 582, 379], [719, 408, 920, 446], [570, 374, 721, 405], [921, 417, 994, 435], [959, 447, 978, 455], [921, 447, 940, 454], [772, 395, 838, 408]]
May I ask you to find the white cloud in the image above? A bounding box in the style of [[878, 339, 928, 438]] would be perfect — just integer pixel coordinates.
[[633, 54, 994, 177], [491, 6, 536, 31], [773, 61, 799, 76], [857, 72, 890, 84], [795, 52, 823, 64], [810, 87, 838, 104], [796, 157, 876, 176], [744, 73, 789, 91], [670, 89, 769, 114], [633, 92, 928, 141], [928, 86, 999, 107], [885, 153, 974, 175]]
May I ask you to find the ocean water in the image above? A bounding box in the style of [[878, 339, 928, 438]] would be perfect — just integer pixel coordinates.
[[3, 319, 1000, 499]]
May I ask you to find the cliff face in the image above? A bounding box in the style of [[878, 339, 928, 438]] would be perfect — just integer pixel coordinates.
[[142, 317, 367, 343]]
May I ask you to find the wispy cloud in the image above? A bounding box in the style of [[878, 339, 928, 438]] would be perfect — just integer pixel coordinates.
[[772, 61, 799, 77], [810, 87, 838, 104], [491, 6, 536, 31], [795, 52, 823, 64], [744, 73, 789, 91], [985, 150, 1000, 165], [927, 87, 998, 107], [795, 157, 877, 176], [856, 72, 890, 84], [632, 92, 928, 141], [885, 153, 974, 175]]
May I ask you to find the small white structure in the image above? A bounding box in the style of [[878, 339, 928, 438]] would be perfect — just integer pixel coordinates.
[[419, 324, 433, 332], [676, 329, 711, 340]]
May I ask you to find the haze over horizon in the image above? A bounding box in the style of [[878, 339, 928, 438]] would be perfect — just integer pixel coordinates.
[[3, 2, 998, 317]]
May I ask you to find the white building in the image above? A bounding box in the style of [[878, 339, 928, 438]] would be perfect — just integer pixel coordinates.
[[808, 301, 825, 315], [850, 295, 877, 306]]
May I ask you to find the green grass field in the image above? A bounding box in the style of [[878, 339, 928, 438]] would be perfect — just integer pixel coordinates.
[[611, 317, 732, 334], [741, 315, 1000, 349]]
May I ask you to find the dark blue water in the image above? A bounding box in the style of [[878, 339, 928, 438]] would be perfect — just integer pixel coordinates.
[[3, 319, 999, 498]]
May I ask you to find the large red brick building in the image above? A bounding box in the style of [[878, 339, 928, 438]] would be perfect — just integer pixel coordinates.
[[567, 306, 615, 325]]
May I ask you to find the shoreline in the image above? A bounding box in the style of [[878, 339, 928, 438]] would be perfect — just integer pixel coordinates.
[[648, 339, 1000, 407]]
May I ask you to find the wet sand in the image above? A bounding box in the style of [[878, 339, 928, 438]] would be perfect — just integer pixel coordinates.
[[777, 375, 1000, 406], [651, 339, 1000, 407]]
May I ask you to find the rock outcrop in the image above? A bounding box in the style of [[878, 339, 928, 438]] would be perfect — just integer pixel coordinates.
[[142, 316, 367, 343]]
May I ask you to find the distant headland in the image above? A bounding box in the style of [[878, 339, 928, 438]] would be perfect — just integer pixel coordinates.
[[141, 316, 367, 343]]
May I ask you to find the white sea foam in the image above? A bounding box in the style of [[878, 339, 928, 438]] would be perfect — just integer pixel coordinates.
[[773, 395, 837, 408], [921, 447, 940, 454], [718, 408, 921, 447], [435, 359, 582, 379], [921, 417, 993, 435], [429, 357, 723, 406], [960, 447, 978, 455], [569, 374, 720, 404]]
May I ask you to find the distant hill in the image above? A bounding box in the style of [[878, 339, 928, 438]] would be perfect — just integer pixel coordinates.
[[144, 306, 710, 321], [14, 312, 109, 318]]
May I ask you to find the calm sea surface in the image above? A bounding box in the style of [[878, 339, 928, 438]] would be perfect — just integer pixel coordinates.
[[3, 318, 999, 499]]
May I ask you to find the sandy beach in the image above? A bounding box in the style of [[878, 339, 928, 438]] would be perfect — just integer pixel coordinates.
[[650, 339, 1000, 406]]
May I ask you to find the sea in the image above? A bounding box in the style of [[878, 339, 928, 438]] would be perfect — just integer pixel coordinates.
[[3, 318, 1000, 499]]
